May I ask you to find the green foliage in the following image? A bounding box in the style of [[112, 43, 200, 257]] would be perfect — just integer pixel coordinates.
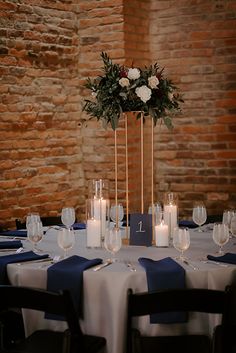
[[83, 52, 183, 130]]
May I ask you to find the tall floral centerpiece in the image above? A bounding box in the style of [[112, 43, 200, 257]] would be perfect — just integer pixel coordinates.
[[83, 52, 183, 243], [83, 52, 183, 130]]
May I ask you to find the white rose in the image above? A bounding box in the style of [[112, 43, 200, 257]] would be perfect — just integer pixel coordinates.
[[127, 68, 140, 80], [91, 91, 97, 97], [119, 77, 130, 87], [148, 76, 159, 89], [135, 85, 152, 103], [168, 92, 174, 100]]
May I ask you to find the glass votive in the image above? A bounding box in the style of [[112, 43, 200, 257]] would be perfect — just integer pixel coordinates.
[[163, 192, 178, 239], [86, 197, 110, 248]]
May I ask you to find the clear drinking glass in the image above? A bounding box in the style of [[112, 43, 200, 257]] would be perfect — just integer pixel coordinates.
[[26, 213, 41, 229], [230, 214, 236, 238], [212, 223, 229, 254], [61, 207, 75, 229], [104, 227, 122, 262], [192, 202, 207, 232], [110, 204, 124, 227], [173, 227, 190, 261], [27, 221, 44, 253], [57, 227, 75, 258]]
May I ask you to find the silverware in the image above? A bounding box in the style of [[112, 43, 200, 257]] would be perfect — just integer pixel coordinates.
[[183, 260, 199, 271], [202, 260, 228, 267], [124, 261, 137, 272], [93, 260, 112, 272], [16, 257, 52, 266]]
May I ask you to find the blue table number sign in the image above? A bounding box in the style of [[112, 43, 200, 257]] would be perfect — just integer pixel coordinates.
[[129, 213, 152, 246]]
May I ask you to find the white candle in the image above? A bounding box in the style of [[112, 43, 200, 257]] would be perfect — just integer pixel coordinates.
[[164, 204, 178, 238], [93, 198, 107, 238], [155, 221, 169, 247], [86, 219, 101, 247]]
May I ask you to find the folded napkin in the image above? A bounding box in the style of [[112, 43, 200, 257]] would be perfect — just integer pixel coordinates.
[[0, 230, 27, 237], [207, 253, 236, 265], [0, 251, 49, 284], [0, 240, 22, 249], [179, 220, 198, 229], [72, 223, 86, 230], [46, 255, 102, 320], [138, 257, 187, 324]]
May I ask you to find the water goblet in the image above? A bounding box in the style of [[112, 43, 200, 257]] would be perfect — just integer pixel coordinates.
[[27, 221, 44, 253], [212, 223, 229, 255], [61, 207, 75, 229], [192, 202, 207, 232], [104, 227, 122, 262], [110, 204, 124, 227], [173, 227, 190, 261], [26, 213, 41, 229], [57, 227, 75, 258], [230, 214, 236, 238]]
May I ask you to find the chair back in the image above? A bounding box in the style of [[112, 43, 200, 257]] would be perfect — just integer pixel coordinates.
[[0, 285, 83, 340], [127, 287, 235, 353]]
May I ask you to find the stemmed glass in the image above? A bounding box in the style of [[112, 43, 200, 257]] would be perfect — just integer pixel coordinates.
[[223, 210, 235, 237], [26, 213, 41, 229], [230, 214, 236, 238], [173, 227, 190, 261], [192, 202, 207, 232], [57, 227, 75, 258], [27, 220, 44, 253], [61, 207, 75, 229], [104, 227, 122, 262], [212, 223, 229, 255], [110, 204, 124, 227]]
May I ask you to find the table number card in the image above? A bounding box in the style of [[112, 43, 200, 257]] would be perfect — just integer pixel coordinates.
[[129, 213, 152, 246]]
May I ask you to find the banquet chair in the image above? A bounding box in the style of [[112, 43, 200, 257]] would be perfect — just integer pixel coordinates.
[[126, 286, 236, 353], [0, 285, 106, 353]]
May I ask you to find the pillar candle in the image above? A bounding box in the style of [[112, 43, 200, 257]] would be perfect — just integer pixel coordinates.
[[86, 219, 101, 247], [163, 204, 178, 238], [155, 221, 169, 247]]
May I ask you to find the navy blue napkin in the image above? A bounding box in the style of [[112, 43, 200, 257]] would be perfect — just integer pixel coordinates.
[[0, 230, 27, 237], [72, 223, 86, 230], [46, 255, 102, 320], [207, 253, 236, 264], [139, 257, 187, 324], [0, 241, 22, 249], [0, 251, 49, 284], [179, 220, 198, 229]]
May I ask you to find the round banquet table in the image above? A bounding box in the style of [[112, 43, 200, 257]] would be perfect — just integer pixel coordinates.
[[6, 225, 236, 353]]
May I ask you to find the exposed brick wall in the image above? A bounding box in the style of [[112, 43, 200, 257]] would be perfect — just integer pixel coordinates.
[[0, 0, 82, 228], [0, 0, 236, 229], [150, 0, 236, 218]]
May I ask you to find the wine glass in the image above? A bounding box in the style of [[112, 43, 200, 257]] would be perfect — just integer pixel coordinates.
[[57, 227, 75, 258], [230, 214, 236, 238], [104, 227, 122, 262], [212, 223, 229, 255], [110, 204, 124, 227], [173, 227, 190, 261], [61, 207, 75, 229], [192, 202, 207, 232], [26, 213, 41, 229], [27, 221, 44, 253]]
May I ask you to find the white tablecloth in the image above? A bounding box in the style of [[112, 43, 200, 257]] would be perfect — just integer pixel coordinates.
[[6, 226, 236, 353]]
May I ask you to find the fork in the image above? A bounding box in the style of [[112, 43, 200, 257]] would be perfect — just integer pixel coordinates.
[[124, 261, 137, 272]]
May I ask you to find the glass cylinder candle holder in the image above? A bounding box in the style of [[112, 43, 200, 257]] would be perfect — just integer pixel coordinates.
[[148, 202, 162, 225], [88, 179, 109, 199], [163, 192, 178, 239], [86, 197, 110, 248], [154, 212, 169, 247]]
